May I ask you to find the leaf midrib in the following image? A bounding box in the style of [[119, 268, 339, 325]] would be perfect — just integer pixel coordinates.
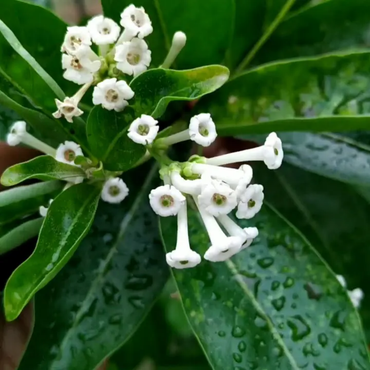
[[50, 165, 158, 369]]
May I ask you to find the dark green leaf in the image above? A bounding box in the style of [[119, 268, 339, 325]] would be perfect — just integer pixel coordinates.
[[86, 107, 146, 171], [257, 0, 370, 65], [0, 89, 71, 145], [19, 164, 169, 369], [0, 102, 17, 140], [0, 218, 43, 256], [199, 51, 370, 135], [161, 205, 370, 368], [278, 132, 370, 186], [254, 162, 370, 341], [0, 180, 62, 225], [4, 183, 101, 321], [102, 0, 234, 68], [1, 156, 86, 187], [130, 66, 229, 118], [0, 0, 71, 93]]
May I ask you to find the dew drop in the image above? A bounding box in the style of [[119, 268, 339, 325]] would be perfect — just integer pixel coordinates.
[[232, 326, 246, 338], [283, 277, 294, 288], [218, 330, 226, 337], [257, 257, 274, 268], [314, 363, 326, 370], [330, 310, 347, 331], [272, 346, 282, 357], [318, 333, 328, 347], [238, 341, 247, 352], [125, 274, 153, 290], [271, 280, 281, 291], [287, 315, 311, 341], [233, 352, 242, 363], [109, 313, 122, 324], [254, 315, 268, 329], [347, 359, 367, 370], [303, 342, 320, 357], [128, 296, 144, 309], [272, 296, 286, 311]]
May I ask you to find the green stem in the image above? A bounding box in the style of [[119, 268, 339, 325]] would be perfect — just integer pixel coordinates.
[[234, 0, 296, 74]]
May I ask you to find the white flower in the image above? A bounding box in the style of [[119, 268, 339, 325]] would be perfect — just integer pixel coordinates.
[[101, 178, 129, 204], [170, 172, 203, 196], [115, 38, 151, 76], [127, 115, 159, 145], [53, 97, 83, 123], [166, 202, 201, 269], [198, 177, 237, 217], [264, 132, 284, 170], [236, 184, 264, 219], [235, 165, 254, 198], [206, 132, 284, 170], [336, 275, 347, 288], [62, 48, 101, 85], [7, 121, 26, 146], [190, 163, 252, 188], [92, 78, 134, 111], [189, 113, 217, 147], [61, 26, 91, 54], [120, 5, 153, 39], [39, 199, 53, 217], [55, 141, 84, 166], [195, 198, 243, 262], [87, 16, 120, 45], [217, 214, 258, 251], [161, 31, 187, 69], [349, 288, 364, 308], [149, 185, 185, 217]]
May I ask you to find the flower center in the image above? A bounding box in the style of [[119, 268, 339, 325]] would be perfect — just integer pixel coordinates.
[[109, 185, 120, 196], [131, 13, 142, 26], [64, 149, 76, 162], [70, 36, 82, 49], [179, 260, 189, 265], [160, 195, 174, 208], [138, 124, 149, 136], [71, 57, 82, 70], [248, 199, 256, 208], [101, 26, 110, 35], [199, 123, 209, 137], [212, 193, 227, 206], [106, 89, 119, 102], [62, 105, 75, 114], [127, 52, 141, 65], [274, 148, 279, 156]]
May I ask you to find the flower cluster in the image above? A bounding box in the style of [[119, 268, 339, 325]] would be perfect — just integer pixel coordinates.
[[53, 4, 187, 124], [6, 121, 130, 210], [131, 113, 284, 269]]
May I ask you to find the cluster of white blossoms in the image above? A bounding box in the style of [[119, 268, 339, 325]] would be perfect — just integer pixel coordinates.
[[336, 275, 364, 309], [53, 4, 187, 124], [133, 113, 284, 269], [6, 121, 130, 212]]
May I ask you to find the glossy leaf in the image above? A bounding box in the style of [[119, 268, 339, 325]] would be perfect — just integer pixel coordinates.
[[255, 163, 370, 340], [4, 183, 101, 321], [277, 132, 370, 186], [0, 0, 71, 93], [0, 180, 62, 225], [0, 89, 70, 145], [86, 107, 146, 171], [19, 164, 169, 370], [1, 156, 86, 187], [257, 0, 370, 65], [0, 218, 43, 256], [199, 51, 370, 136], [161, 206, 370, 368], [102, 0, 234, 68], [130, 66, 229, 118]]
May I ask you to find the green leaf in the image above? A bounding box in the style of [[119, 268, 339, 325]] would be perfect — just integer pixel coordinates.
[[277, 132, 370, 186], [102, 0, 234, 68], [0, 101, 17, 141], [198, 51, 370, 135], [0, 0, 71, 93], [256, 0, 370, 65], [1, 156, 86, 187], [4, 183, 101, 321], [19, 164, 169, 370], [0, 218, 43, 256], [130, 66, 229, 118], [254, 162, 370, 341], [86, 107, 146, 171], [0, 180, 63, 225], [161, 205, 370, 368]]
